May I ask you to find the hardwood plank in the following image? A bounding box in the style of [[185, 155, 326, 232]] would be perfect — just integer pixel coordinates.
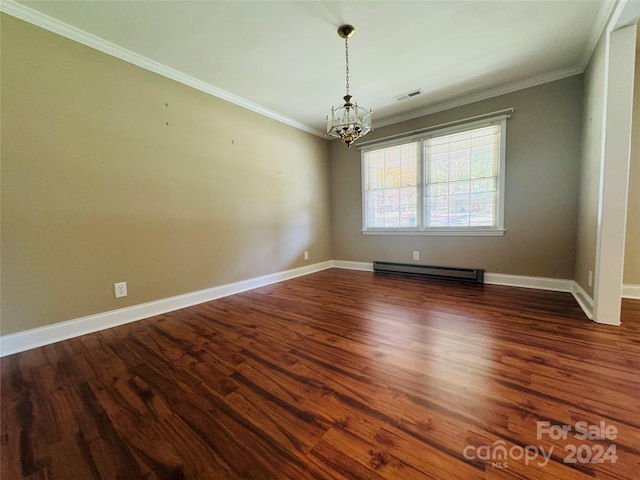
[[2, 269, 639, 479]]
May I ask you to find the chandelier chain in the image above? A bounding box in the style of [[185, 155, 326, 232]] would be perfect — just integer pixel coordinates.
[[345, 37, 350, 96]]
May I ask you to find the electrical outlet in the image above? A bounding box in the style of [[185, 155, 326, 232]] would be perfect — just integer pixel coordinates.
[[588, 271, 593, 287], [413, 251, 420, 261], [304, 250, 309, 260], [114, 281, 127, 298]]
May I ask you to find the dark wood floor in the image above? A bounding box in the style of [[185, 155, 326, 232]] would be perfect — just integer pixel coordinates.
[[2, 269, 639, 480]]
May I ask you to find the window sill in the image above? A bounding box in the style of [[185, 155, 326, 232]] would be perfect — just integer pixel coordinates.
[[361, 228, 505, 237]]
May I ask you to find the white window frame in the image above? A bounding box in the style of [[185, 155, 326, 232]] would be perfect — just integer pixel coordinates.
[[361, 115, 507, 236]]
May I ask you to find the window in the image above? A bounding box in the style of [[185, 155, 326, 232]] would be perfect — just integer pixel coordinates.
[[362, 116, 506, 235], [363, 142, 419, 228]]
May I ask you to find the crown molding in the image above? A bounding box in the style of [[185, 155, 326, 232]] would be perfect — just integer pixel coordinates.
[[608, 0, 640, 31], [2, 0, 619, 139], [373, 1, 618, 131], [579, 0, 617, 69], [0, 0, 325, 138], [373, 65, 583, 129]]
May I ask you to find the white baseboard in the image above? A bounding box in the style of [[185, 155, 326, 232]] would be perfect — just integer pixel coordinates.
[[483, 273, 574, 292], [0, 261, 332, 357], [2, 260, 624, 356], [622, 284, 640, 299], [331, 260, 374, 271], [571, 282, 594, 320], [331, 261, 595, 319]]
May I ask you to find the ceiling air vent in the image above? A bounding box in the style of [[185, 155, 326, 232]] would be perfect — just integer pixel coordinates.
[[394, 89, 423, 102]]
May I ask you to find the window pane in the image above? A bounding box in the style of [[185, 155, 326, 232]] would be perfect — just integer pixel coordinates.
[[425, 125, 500, 228], [366, 190, 385, 228], [430, 156, 449, 183], [364, 142, 419, 229], [470, 177, 495, 193], [449, 150, 470, 181], [428, 183, 448, 197], [469, 191, 495, 226], [426, 195, 449, 227], [384, 189, 400, 227], [399, 187, 417, 227], [449, 180, 470, 195]]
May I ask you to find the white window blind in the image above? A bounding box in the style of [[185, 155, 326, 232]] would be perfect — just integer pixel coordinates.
[[424, 125, 500, 228], [364, 142, 419, 228], [361, 116, 507, 235]]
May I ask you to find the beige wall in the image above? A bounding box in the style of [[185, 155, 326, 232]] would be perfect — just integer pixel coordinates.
[[624, 35, 640, 285], [331, 76, 583, 279], [2, 12, 629, 339], [0, 15, 332, 335], [575, 34, 607, 299]]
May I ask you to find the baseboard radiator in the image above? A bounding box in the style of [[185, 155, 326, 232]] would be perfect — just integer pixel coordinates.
[[373, 261, 484, 283]]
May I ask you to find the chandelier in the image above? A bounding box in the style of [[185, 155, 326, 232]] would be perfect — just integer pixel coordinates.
[[326, 25, 372, 148]]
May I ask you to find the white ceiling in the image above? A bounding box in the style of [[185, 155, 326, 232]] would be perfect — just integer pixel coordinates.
[[7, 0, 613, 136]]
